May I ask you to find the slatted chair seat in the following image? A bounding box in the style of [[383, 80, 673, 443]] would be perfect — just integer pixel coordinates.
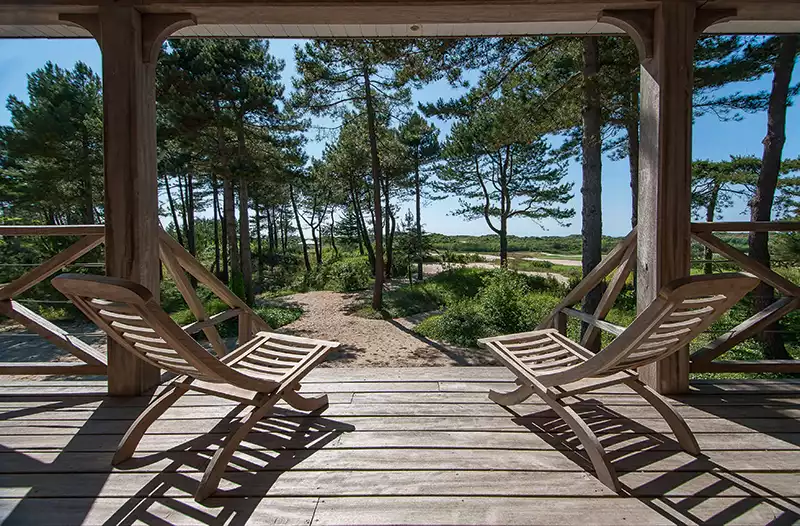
[[53, 273, 340, 501], [478, 273, 760, 492]]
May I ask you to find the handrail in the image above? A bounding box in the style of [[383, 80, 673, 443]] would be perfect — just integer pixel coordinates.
[[691, 221, 800, 233], [0, 224, 268, 376], [538, 220, 800, 376], [0, 225, 105, 236]]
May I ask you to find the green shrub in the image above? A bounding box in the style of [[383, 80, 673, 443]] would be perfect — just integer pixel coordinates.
[[384, 267, 491, 317], [170, 308, 196, 327], [254, 305, 303, 328], [384, 285, 445, 317], [478, 270, 533, 334], [160, 279, 189, 313], [522, 292, 562, 328], [38, 305, 70, 321], [416, 300, 489, 347], [326, 257, 372, 292]]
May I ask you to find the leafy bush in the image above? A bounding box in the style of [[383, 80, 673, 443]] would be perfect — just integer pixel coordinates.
[[327, 257, 373, 292], [296, 255, 373, 293], [416, 300, 489, 347], [38, 305, 70, 321], [523, 292, 562, 328], [160, 279, 189, 313], [478, 270, 532, 334], [254, 305, 303, 328], [170, 307, 196, 327], [384, 267, 490, 317], [413, 272, 563, 348]]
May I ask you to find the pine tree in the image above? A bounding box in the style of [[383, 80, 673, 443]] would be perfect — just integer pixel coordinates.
[[436, 89, 574, 266], [292, 39, 418, 310], [399, 113, 440, 280], [3, 61, 103, 225]]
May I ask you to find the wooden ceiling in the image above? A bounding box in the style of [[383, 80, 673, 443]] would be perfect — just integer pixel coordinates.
[[1, 1, 800, 38]]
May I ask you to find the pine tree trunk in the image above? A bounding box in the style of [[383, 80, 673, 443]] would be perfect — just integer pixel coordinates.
[[364, 69, 384, 310], [310, 223, 321, 266], [704, 183, 721, 275], [211, 175, 221, 275], [383, 177, 393, 279], [748, 35, 797, 360], [581, 36, 603, 352], [499, 214, 508, 268], [164, 174, 184, 247], [499, 149, 510, 268], [265, 206, 275, 255], [290, 184, 311, 272], [186, 173, 196, 257], [81, 130, 94, 224], [176, 174, 189, 247], [415, 154, 424, 281], [223, 176, 240, 289], [186, 173, 197, 287], [255, 199, 263, 283], [330, 209, 338, 257], [212, 174, 225, 281], [239, 176, 253, 304], [626, 94, 640, 229], [281, 205, 288, 255], [351, 182, 374, 267]]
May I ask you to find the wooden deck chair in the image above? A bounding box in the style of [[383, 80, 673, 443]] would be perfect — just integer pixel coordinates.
[[52, 273, 340, 502], [478, 272, 759, 492]]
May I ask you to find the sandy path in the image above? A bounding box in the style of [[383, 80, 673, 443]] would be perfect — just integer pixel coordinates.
[[273, 291, 495, 367]]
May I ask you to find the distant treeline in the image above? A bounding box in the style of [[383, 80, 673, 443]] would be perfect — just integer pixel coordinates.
[[427, 233, 625, 255]]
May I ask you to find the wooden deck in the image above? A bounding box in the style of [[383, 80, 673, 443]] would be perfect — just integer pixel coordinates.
[[0, 367, 798, 525]]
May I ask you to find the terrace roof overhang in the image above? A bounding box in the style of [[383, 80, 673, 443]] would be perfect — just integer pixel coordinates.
[[0, 0, 798, 397], [1, 0, 800, 38]]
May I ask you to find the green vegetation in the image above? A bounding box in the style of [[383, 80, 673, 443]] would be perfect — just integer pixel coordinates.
[[428, 233, 624, 255], [386, 268, 567, 347], [1, 35, 799, 378]]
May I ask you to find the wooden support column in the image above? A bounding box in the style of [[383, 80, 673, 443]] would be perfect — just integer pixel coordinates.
[[61, 9, 195, 396], [600, 4, 735, 394]]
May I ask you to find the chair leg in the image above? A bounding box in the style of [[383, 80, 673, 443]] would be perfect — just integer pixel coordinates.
[[282, 383, 329, 412], [195, 392, 282, 502], [624, 378, 700, 455], [489, 383, 535, 406], [541, 394, 621, 492], [113, 382, 189, 465]]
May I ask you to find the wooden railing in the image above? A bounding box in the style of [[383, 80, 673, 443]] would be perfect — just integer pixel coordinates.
[[538, 222, 800, 375], [689, 221, 799, 373], [0, 225, 268, 376], [538, 228, 637, 345]]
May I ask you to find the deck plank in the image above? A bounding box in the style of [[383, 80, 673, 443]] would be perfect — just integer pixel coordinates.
[[0, 370, 798, 525]]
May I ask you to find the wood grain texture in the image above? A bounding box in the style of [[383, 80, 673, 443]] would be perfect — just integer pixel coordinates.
[[691, 220, 800, 233], [95, 5, 161, 396], [635, 2, 696, 395], [0, 372, 797, 525]]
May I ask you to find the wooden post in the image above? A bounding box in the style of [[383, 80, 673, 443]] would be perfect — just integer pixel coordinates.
[[61, 8, 194, 396], [599, 4, 734, 394], [635, 1, 695, 394]]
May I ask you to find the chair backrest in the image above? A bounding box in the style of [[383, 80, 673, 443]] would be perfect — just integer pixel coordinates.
[[52, 273, 275, 388], [539, 272, 759, 385]]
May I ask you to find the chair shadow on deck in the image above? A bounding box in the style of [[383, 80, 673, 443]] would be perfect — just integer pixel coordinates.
[[507, 400, 800, 525], [103, 405, 354, 526], [0, 394, 354, 526]]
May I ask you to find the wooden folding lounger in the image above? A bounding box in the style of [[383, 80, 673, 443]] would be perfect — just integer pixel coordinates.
[[53, 273, 340, 502], [478, 273, 759, 492]]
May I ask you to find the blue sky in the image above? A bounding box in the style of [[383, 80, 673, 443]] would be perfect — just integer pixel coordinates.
[[1, 37, 798, 237]]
